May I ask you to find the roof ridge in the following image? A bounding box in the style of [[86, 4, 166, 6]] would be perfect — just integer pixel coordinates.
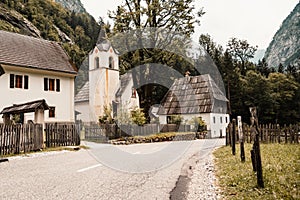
[[0, 30, 58, 45]]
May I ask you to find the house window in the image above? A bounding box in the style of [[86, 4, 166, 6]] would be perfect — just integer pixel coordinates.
[[220, 117, 223, 123], [49, 107, 55, 118], [9, 74, 29, 89], [213, 116, 216, 123], [225, 117, 228, 123], [109, 57, 114, 69], [44, 78, 60, 92], [132, 88, 137, 98], [56, 79, 60, 92], [95, 57, 99, 69], [49, 79, 55, 91], [15, 75, 23, 88], [24, 75, 29, 89]]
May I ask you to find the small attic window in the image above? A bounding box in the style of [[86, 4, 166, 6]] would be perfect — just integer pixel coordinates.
[[132, 88, 137, 98], [109, 57, 114, 69], [95, 57, 100, 69]]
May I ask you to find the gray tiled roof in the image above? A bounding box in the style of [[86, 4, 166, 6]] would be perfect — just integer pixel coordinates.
[[94, 26, 118, 54], [0, 30, 77, 74], [75, 82, 89, 102], [115, 73, 133, 97], [158, 74, 228, 115]]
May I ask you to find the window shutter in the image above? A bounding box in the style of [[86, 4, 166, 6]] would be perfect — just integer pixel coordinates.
[[24, 75, 29, 89], [44, 78, 48, 91], [10, 74, 14, 88], [56, 79, 60, 92]]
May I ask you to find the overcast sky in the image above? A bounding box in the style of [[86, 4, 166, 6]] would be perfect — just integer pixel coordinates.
[[81, 0, 299, 49]]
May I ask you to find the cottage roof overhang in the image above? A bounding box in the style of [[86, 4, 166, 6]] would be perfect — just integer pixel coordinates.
[[0, 30, 78, 75], [0, 99, 49, 115], [157, 74, 228, 115], [0, 64, 4, 76]]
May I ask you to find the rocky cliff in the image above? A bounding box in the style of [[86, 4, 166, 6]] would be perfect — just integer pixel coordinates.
[[264, 2, 300, 68], [54, 0, 86, 13]]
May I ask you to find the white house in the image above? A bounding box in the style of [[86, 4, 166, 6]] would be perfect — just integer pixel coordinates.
[[75, 27, 139, 122], [0, 30, 77, 123], [157, 74, 229, 138]]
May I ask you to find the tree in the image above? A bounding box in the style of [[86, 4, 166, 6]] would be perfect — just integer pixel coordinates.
[[199, 34, 217, 57], [227, 38, 257, 75], [256, 58, 271, 77], [109, 0, 204, 120], [268, 73, 299, 124], [240, 70, 273, 123]]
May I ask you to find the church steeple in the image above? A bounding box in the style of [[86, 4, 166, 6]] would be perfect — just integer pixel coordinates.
[[96, 25, 108, 45], [95, 24, 112, 52]]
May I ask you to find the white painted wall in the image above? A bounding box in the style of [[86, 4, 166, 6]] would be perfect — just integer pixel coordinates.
[[89, 46, 119, 71], [158, 113, 230, 138], [87, 45, 120, 121], [75, 101, 90, 122], [118, 77, 140, 111], [0, 65, 76, 123]]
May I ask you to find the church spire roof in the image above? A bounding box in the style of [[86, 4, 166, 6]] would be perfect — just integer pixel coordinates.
[[95, 25, 112, 52], [94, 24, 118, 54], [96, 25, 108, 45]]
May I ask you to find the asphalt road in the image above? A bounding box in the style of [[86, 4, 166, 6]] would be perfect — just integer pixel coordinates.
[[0, 139, 224, 200]]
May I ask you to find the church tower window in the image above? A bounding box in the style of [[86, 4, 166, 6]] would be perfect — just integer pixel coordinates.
[[109, 57, 114, 69], [95, 57, 100, 69]]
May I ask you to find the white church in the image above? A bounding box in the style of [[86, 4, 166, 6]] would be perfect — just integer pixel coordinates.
[[75, 27, 139, 122]]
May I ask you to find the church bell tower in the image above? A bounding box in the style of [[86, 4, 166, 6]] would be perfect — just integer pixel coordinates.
[[88, 25, 119, 121]]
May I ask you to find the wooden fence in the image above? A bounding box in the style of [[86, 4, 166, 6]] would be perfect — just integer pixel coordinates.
[[227, 123, 299, 144], [84, 124, 107, 142], [45, 123, 80, 147], [82, 123, 192, 142], [0, 123, 43, 155]]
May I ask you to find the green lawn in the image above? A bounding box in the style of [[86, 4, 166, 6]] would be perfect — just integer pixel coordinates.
[[214, 143, 300, 199]]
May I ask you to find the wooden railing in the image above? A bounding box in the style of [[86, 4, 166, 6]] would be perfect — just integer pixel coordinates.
[[0, 123, 43, 155], [226, 123, 299, 144], [45, 123, 80, 147]]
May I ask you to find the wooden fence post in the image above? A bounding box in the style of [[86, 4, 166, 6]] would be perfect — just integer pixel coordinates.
[[226, 124, 231, 146], [232, 119, 236, 155], [238, 116, 245, 162], [249, 107, 264, 188]]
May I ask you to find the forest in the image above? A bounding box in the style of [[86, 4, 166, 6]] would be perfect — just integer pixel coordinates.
[[107, 0, 300, 125]]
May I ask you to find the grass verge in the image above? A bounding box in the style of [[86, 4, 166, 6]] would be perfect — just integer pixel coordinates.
[[213, 143, 299, 199]]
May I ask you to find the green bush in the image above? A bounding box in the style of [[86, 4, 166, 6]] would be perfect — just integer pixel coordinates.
[[131, 108, 146, 126]]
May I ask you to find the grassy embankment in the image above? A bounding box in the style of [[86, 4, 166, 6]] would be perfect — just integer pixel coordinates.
[[214, 143, 299, 199]]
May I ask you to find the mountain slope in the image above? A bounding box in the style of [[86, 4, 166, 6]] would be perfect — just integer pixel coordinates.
[[0, 0, 100, 91], [264, 2, 300, 68], [54, 0, 86, 13]]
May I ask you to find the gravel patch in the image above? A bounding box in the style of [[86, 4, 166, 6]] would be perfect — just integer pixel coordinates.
[[187, 152, 223, 200]]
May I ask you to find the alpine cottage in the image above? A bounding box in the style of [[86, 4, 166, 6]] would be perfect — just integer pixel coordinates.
[[157, 74, 230, 138], [0, 30, 77, 123]]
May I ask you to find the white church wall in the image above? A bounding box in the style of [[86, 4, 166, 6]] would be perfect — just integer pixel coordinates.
[[75, 101, 90, 122], [87, 45, 120, 121], [119, 78, 140, 111], [89, 47, 119, 70]]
